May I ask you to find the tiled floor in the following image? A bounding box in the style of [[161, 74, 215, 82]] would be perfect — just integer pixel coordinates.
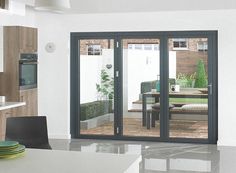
[[49, 139, 236, 173], [81, 118, 208, 138]]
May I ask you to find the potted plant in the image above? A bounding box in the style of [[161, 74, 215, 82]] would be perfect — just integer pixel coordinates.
[[96, 69, 114, 112], [96, 69, 114, 100]]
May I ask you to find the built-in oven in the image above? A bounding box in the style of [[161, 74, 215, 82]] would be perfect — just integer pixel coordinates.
[[19, 53, 38, 90]]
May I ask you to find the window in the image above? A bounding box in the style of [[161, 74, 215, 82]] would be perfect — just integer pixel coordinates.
[[87, 44, 102, 55], [144, 44, 152, 50], [173, 38, 188, 50], [128, 44, 159, 51], [154, 44, 159, 51], [134, 44, 142, 50], [197, 41, 208, 51], [128, 44, 133, 50]]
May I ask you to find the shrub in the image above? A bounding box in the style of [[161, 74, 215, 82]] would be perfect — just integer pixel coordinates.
[[176, 73, 189, 88], [96, 69, 114, 100], [194, 59, 207, 88], [176, 73, 196, 88], [80, 100, 113, 121]]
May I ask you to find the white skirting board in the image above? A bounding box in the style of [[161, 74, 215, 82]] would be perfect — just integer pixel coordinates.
[[49, 133, 71, 139], [217, 139, 236, 147]]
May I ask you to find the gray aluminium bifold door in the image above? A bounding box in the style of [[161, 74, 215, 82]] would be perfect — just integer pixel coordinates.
[[70, 31, 218, 144], [121, 38, 162, 138], [166, 36, 215, 142], [70, 34, 120, 138]]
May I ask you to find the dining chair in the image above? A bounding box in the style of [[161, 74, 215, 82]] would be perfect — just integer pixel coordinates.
[[5, 116, 52, 149]]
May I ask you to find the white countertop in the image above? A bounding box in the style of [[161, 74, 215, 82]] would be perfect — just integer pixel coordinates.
[[0, 149, 141, 173], [0, 102, 26, 111]]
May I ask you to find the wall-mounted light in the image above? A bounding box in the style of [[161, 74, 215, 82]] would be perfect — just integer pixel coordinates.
[[34, 0, 70, 13], [106, 64, 112, 69], [45, 42, 56, 53]]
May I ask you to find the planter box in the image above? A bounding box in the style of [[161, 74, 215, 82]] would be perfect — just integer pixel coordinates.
[[80, 113, 114, 130], [80, 100, 113, 121]]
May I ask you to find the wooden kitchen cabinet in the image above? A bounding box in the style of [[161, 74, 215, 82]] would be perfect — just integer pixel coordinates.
[[18, 89, 38, 116], [19, 26, 37, 53], [0, 0, 5, 9], [0, 26, 38, 117], [0, 26, 3, 72]]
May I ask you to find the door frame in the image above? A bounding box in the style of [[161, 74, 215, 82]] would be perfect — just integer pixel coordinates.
[[70, 31, 218, 144]]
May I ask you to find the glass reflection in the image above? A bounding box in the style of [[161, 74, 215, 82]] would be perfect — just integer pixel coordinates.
[[48, 140, 221, 173]]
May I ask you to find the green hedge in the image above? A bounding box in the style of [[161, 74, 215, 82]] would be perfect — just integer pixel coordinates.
[[80, 100, 113, 121]]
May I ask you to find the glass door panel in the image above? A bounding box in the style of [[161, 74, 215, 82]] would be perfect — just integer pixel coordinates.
[[122, 39, 161, 137], [168, 38, 208, 139], [79, 39, 114, 135]]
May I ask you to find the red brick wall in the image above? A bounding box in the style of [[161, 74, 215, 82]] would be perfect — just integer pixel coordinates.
[[122, 39, 160, 49], [80, 39, 114, 55], [176, 51, 208, 75], [169, 38, 207, 51], [79, 39, 208, 75]]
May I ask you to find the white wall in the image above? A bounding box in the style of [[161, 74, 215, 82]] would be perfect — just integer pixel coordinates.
[[0, 8, 35, 26], [219, 146, 236, 172], [35, 9, 236, 145], [80, 55, 103, 103], [80, 50, 114, 103], [0, 8, 35, 74], [35, 15, 70, 139], [125, 50, 176, 109]]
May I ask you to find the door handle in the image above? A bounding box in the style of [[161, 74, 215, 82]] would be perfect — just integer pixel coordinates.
[[208, 84, 212, 95]]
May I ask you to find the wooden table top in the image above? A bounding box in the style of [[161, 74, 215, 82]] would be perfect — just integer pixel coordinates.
[[143, 91, 208, 97]]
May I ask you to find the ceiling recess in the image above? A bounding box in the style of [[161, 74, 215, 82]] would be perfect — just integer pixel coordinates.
[[34, 0, 70, 13]]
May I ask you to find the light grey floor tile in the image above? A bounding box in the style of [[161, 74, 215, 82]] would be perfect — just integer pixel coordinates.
[[49, 139, 235, 173]]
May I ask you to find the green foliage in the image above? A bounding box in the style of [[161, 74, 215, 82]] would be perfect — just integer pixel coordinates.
[[194, 59, 207, 88], [80, 100, 113, 120], [96, 69, 114, 100], [169, 98, 208, 104], [176, 73, 196, 88]]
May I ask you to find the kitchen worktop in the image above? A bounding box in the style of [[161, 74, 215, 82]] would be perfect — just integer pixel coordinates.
[[0, 149, 141, 173], [0, 102, 26, 111]]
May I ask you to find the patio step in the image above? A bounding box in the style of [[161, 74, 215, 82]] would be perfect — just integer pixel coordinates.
[[128, 109, 142, 112], [132, 100, 156, 104], [132, 100, 142, 104], [131, 100, 154, 110]]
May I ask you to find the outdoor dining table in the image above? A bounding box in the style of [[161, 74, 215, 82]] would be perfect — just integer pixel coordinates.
[[142, 91, 208, 126]]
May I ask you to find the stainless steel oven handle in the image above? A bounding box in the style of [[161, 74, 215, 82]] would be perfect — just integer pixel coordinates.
[[21, 62, 38, 65]]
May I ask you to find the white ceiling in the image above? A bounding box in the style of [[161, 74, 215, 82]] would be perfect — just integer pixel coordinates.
[[25, 0, 236, 14], [67, 0, 236, 14]]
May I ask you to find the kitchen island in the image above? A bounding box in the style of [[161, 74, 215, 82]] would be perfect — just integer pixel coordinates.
[[0, 102, 25, 111], [0, 149, 141, 173]]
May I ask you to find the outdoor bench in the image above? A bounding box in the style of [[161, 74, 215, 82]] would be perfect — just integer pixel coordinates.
[[146, 104, 208, 129]]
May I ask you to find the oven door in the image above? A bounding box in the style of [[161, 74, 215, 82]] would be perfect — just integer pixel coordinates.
[[19, 62, 37, 90]]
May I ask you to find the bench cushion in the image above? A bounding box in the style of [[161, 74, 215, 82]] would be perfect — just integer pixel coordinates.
[[181, 104, 208, 111], [152, 103, 174, 110]]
